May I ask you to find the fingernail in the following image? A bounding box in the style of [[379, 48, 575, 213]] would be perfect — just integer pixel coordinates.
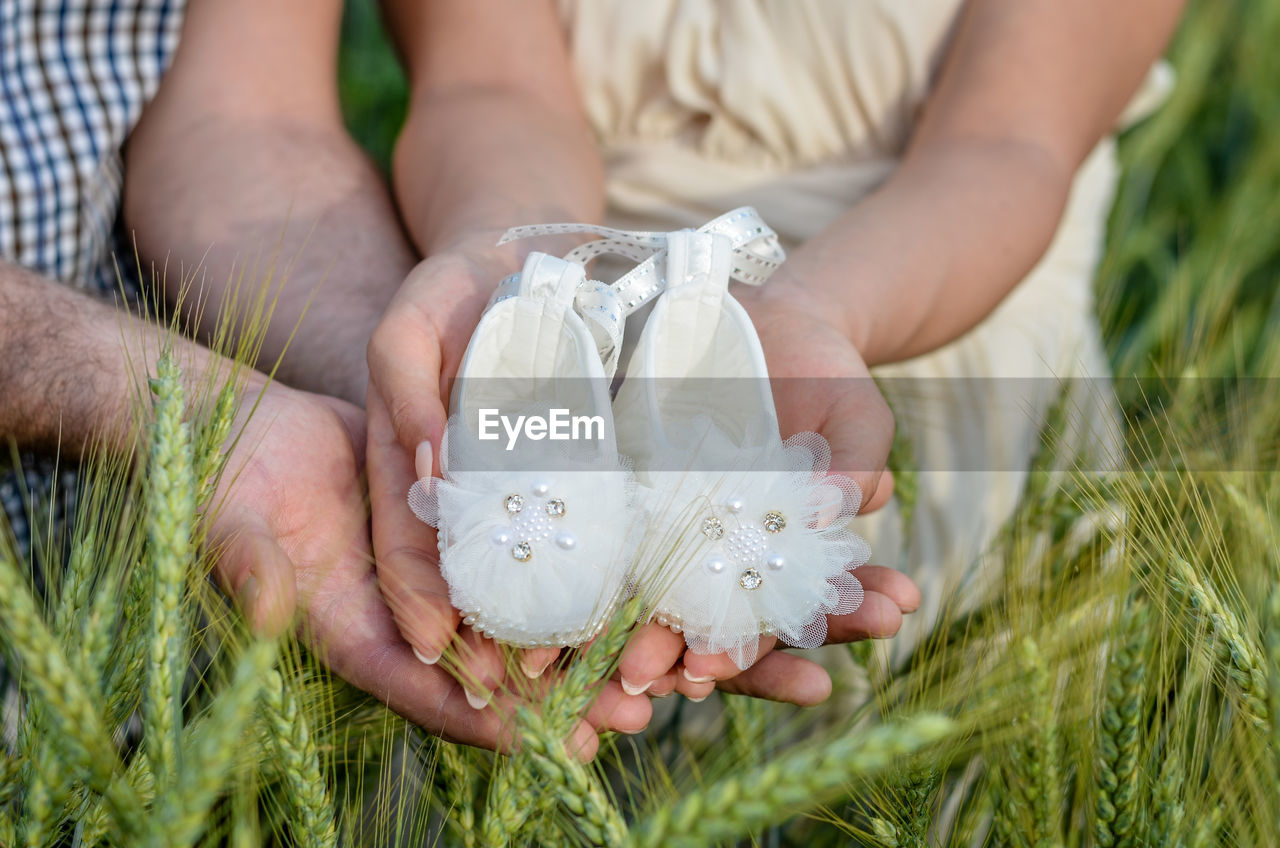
[[238, 575, 260, 611], [415, 440, 434, 479], [464, 688, 490, 710], [620, 678, 652, 697], [688, 694, 709, 703], [412, 646, 441, 665], [622, 724, 650, 736], [521, 655, 554, 679], [681, 668, 715, 685]]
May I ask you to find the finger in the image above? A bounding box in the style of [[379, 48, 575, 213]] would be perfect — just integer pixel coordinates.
[[301, 566, 514, 751], [584, 681, 653, 734], [210, 509, 298, 638], [520, 647, 562, 680], [681, 636, 778, 685], [853, 565, 921, 613], [673, 667, 716, 702], [367, 308, 448, 456], [617, 623, 686, 696], [567, 721, 600, 762], [647, 670, 679, 698], [451, 627, 507, 710], [824, 590, 905, 643], [717, 650, 833, 706], [814, 377, 895, 514], [367, 391, 460, 661]]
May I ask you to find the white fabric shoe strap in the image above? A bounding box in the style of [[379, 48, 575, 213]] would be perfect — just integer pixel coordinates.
[[494, 206, 786, 377]]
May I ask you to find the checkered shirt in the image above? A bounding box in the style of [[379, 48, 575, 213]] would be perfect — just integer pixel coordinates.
[[2, 0, 185, 559]]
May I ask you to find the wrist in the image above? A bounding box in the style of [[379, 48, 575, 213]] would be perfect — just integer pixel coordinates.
[[747, 271, 875, 362]]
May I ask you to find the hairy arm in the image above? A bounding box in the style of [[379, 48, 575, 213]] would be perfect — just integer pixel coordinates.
[[0, 262, 219, 455], [124, 0, 415, 407], [755, 0, 1186, 366]]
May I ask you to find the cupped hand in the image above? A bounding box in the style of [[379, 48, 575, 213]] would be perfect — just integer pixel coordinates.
[[210, 380, 652, 757], [616, 284, 920, 704], [363, 250, 612, 723]]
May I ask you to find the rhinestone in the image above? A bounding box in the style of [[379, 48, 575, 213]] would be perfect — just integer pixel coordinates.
[[511, 541, 533, 562], [739, 568, 763, 590], [504, 494, 525, 515], [765, 551, 786, 571], [545, 498, 567, 518], [763, 511, 787, 533], [701, 516, 725, 540]]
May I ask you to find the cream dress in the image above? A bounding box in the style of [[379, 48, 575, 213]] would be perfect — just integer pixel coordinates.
[[557, 0, 1170, 655]]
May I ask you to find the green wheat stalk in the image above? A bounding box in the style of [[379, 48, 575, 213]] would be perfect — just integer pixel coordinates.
[[143, 352, 197, 792], [1265, 587, 1280, 768], [260, 669, 338, 848], [1095, 604, 1150, 847], [436, 743, 479, 848], [628, 713, 954, 848], [149, 639, 278, 847], [0, 552, 145, 842], [1167, 559, 1270, 729], [517, 706, 628, 846]]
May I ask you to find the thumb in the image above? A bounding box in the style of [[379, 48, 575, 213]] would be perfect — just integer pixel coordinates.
[[212, 511, 299, 637]]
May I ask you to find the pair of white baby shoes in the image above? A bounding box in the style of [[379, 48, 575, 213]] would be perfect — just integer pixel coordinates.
[[408, 208, 869, 669]]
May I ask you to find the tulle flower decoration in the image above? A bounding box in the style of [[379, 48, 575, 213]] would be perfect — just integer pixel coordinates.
[[635, 423, 869, 669], [409, 416, 639, 647]]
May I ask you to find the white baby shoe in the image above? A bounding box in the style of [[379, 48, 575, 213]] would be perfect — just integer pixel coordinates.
[[611, 227, 871, 669], [431, 208, 871, 666], [408, 252, 639, 647]]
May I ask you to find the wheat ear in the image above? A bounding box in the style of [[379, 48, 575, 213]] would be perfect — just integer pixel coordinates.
[[260, 669, 338, 848], [1168, 560, 1269, 729], [149, 639, 277, 847], [517, 706, 628, 847], [436, 743, 479, 848], [1095, 605, 1149, 848], [143, 353, 197, 791], [630, 713, 954, 848], [0, 553, 145, 840]]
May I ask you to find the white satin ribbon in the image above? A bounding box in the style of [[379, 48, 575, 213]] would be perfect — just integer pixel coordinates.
[[494, 206, 786, 377]]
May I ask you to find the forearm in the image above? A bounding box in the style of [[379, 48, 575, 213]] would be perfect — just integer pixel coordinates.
[[0, 261, 224, 455], [393, 89, 603, 260], [123, 0, 414, 407], [385, 0, 602, 264], [125, 116, 413, 407], [766, 0, 1184, 367], [774, 137, 1071, 366]]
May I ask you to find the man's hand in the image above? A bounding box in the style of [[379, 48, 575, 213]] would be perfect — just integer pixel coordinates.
[[212, 381, 651, 757], [612, 287, 920, 703]]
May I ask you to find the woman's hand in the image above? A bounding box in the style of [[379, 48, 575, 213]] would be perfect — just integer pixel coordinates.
[[610, 284, 919, 703], [364, 247, 643, 719]]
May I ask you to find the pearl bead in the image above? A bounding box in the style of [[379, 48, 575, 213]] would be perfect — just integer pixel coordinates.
[[555, 531, 578, 551], [530, 480, 551, 497], [705, 555, 727, 575], [765, 551, 786, 571], [489, 527, 511, 546], [725, 497, 745, 514]]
